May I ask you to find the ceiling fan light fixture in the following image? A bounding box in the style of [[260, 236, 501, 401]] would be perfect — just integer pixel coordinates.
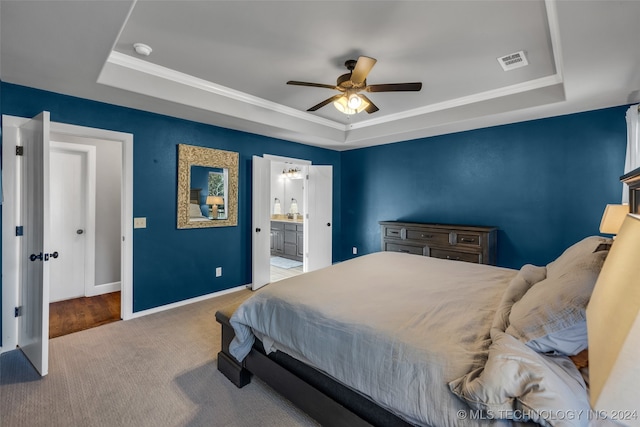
[[334, 94, 369, 115]]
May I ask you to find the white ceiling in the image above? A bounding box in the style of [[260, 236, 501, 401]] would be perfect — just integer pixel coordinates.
[[1, 1, 639, 151]]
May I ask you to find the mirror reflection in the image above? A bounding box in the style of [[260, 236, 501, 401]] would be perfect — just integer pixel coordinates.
[[177, 144, 238, 229], [190, 166, 228, 220], [271, 161, 305, 221]]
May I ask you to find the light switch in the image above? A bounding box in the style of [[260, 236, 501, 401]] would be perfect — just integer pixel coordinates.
[[134, 217, 147, 229]]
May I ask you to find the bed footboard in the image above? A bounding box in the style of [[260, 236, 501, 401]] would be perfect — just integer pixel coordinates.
[[215, 304, 251, 388]]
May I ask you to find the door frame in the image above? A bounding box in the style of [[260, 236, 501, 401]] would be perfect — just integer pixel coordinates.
[[1, 115, 134, 354], [49, 141, 97, 301], [264, 154, 312, 271]]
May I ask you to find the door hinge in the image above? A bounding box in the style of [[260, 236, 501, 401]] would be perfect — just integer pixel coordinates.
[[14, 306, 22, 317], [16, 226, 24, 236], [16, 146, 24, 156]]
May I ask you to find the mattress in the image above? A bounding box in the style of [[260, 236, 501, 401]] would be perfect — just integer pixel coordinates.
[[230, 251, 519, 426]]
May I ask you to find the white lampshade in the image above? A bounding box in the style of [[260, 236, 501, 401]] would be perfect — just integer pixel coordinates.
[[599, 204, 629, 234], [586, 213, 640, 425]]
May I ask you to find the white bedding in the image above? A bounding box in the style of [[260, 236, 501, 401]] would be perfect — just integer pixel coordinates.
[[230, 251, 520, 426]]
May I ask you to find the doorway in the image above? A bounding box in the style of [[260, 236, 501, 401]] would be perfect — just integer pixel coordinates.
[[1, 114, 134, 370], [269, 159, 306, 282], [252, 154, 332, 290], [48, 134, 123, 337]]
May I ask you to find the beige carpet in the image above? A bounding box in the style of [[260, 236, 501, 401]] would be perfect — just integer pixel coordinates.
[[0, 289, 318, 427]]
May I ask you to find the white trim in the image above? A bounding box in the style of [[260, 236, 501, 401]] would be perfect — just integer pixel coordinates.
[[49, 141, 97, 301], [263, 154, 312, 166], [127, 285, 248, 319], [103, 51, 344, 131], [545, 0, 565, 81], [48, 122, 134, 320], [346, 74, 564, 131]]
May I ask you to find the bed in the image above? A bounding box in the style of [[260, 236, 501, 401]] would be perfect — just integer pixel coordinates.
[[216, 169, 640, 427]]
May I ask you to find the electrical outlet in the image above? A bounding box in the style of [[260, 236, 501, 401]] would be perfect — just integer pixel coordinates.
[[216, 267, 222, 277], [134, 217, 147, 229], [352, 247, 358, 255]]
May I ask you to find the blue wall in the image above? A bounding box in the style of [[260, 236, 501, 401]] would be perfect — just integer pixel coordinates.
[[0, 82, 341, 315], [0, 81, 629, 348], [340, 106, 628, 268]]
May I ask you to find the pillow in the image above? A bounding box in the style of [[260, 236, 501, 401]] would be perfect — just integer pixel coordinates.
[[449, 332, 590, 427], [189, 203, 203, 218], [506, 236, 611, 355], [546, 236, 610, 279]]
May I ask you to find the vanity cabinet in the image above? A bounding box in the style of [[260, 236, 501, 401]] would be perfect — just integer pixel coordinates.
[[380, 221, 497, 265], [271, 221, 303, 261], [270, 222, 285, 255]]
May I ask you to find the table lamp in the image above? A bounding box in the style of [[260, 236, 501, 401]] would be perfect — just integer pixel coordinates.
[[599, 204, 629, 235], [206, 195, 224, 219], [587, 213, 640, 426]]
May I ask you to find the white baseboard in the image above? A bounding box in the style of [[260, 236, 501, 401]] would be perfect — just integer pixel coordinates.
[[127, 285, 250, 320], [85, 281, 121, 297]]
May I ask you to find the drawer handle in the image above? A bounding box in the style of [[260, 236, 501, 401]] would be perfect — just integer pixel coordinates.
[[421, 234, 433, 239], [389, 230, 399, 235], [460, 237, 476, 243], [446, 255, 461, 261], [398, 249, 410, 253]]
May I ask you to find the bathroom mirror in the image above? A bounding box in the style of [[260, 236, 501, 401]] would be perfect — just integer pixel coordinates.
[[177, 144, 238, 228], [270, 161, 305, 220]]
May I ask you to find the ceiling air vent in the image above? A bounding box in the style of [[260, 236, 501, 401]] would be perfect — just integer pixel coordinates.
[[497, 51, 528, 71]]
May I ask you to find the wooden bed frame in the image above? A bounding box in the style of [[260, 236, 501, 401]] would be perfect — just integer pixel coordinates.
[[217, 167, 640, 427], [216, 304, 412, 427]]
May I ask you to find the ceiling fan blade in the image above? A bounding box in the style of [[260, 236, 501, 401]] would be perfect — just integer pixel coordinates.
[[287, 81, 341, 90], [359, 94, 379, 114], [307, 94, 344, 112], [366, 82, 423, 92], [350, 56, 377, 84]]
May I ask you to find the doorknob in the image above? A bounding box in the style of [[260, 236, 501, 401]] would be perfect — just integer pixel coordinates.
[[76, 229, 84, 235], [29, 252, 43, 262], [327, 222, 331, 226]]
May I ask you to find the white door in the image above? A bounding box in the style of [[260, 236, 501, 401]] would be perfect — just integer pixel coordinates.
[[305, 165, 333, 272], [252, 155, 271, 290], [49, 142, 96, 302], [19, 111, 52, 376]]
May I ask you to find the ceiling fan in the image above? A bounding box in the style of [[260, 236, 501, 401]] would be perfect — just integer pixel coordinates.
[[287, 56, 422, 115]]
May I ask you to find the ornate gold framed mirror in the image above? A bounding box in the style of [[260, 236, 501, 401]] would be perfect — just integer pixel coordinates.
[[177, 144, 239, 228]]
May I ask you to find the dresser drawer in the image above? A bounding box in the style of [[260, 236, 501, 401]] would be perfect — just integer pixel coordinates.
[[406, 229, 450, 245], [455, 233, 481, 246], [384, 227, 404, 239], [430, 249, 480, 263], [385, 243, 425, 256]]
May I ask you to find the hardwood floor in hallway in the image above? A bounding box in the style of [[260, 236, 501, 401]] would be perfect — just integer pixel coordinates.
[[49, 291, 121, 339]]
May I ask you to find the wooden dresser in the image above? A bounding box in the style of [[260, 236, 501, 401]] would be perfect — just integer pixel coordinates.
[[379, 221, 498, 265]]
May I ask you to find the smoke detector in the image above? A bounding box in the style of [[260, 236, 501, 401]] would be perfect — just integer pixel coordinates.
[[133, 43, 152, 56], [497, 50, 528, 71]]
